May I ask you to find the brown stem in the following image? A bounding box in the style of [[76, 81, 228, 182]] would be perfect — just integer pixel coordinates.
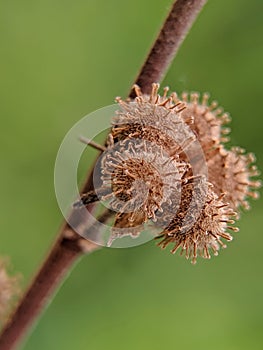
[[0, 222, 104, 350], [0, 236, 82, 350], [0, 1, 207, 349], [129, 0, 207, 98], [0, 205, 112, 350]]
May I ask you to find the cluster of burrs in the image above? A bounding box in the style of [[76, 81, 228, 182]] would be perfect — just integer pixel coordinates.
[[79, 83, 261, 264]]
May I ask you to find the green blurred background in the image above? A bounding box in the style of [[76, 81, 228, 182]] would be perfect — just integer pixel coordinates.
[[1, 0, 263, 349]]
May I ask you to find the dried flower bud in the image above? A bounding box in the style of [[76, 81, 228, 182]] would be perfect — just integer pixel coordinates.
[[0, 258, 20, 326], [157, 177, 238, 264], [207, 146, 261, 210], [99, 139, 187, 234], [181, 92, 231, 151], [112, 83, 195, 160]]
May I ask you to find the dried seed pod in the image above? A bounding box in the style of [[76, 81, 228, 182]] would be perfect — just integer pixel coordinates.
[[99, 139, 187, 230], [112, 83, 196, 160], [207, 146, 261, 210], [157, 177, 238, 264], [181, 92, 231, 152]]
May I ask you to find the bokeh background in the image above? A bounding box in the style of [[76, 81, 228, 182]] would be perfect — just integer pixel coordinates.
[[1, 0, 263, 349]]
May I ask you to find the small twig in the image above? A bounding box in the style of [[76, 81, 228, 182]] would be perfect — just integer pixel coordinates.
[[0, 1, 207, 349], [79, 135, 107, 152]]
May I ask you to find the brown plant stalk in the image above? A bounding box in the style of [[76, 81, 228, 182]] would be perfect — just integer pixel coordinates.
[[130, 0, 207, 98], [0, 1, 207, 349]]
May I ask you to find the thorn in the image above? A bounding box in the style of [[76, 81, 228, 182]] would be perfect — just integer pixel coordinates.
[[79, 136, 107, 152], [133, 84, 142, 97], [202, 93, 210, 106], [181, 92, 188, 102], [163, 86, 169, 98]]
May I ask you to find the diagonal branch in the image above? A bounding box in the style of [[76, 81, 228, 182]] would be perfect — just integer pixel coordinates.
[[0, 1, 207, 349], [130, 0, 207, 98]]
